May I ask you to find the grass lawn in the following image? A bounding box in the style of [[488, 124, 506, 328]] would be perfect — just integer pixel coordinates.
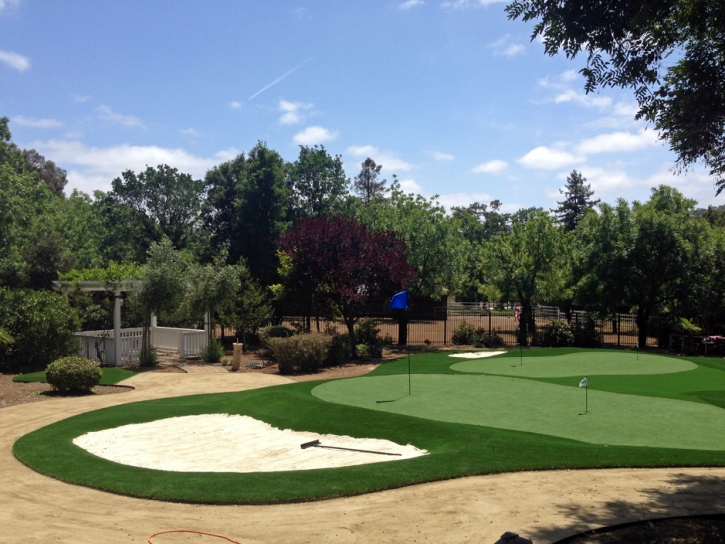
[[12, 367, 136, 386], [13, 348, 725, 504]]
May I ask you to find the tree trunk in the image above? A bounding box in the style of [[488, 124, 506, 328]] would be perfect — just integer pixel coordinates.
[[345, 316, 358, 358], [635, 308, 650, 349], [141, 310, 152, 366]]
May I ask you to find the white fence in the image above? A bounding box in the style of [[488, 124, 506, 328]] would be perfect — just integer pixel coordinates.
[[75, 327, 207, 366]]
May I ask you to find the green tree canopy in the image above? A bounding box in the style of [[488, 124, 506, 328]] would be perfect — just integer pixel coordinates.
[[552, 170, 600, 232], [287, 145, 349, 219]]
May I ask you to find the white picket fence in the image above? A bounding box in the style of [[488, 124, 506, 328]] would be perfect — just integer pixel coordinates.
[[75, 327, 207, 366]]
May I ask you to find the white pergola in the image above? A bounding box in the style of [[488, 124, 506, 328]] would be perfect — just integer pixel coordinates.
[[53, 280, 144, 366]]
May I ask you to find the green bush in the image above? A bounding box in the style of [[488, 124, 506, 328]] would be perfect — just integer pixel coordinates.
[[138, 344, 159, 367], [46, 356, 102, 393], [572, 314, 602, 348], [472, 329, 505, 348], [355, 318, 383, 358], [0, 288, 80, 372], [258, 325, 293, 349], [268, 333, 332, 374], [201, 338, 224, 363], [356, 344, 371, 361], [535, 319, 575, 347], [324, 328, 351, 367], [452, 321, 476, 345]]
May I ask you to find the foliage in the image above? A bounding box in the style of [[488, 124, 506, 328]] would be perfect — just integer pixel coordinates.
[[0, 326, 13, 346], [355, 318, 384, 358], [267, 333, 331, 374], [353, 157, 387, 205], [45, 356, 101, 393], [279, 215, 414, 357], [287, 145, 349, 219], [258, 325, 294, 349], [482, 210, 562, 345], [324, 327, 351, 366], [452, 321, 477, 345], [571, 315, 603, 348], [59, 261, 143, 282], [534, 319, 575, 348], [218, 262, 273, 348], [0, 288, 80, 372], [472, 329, 505, 348], [138, 345, 159, 367], [552, 170, 600, 232], [22, 149, 68, 197], [506, 0, 725, 194], [184, 258, 239, 344], [201, 338, 225, 363]]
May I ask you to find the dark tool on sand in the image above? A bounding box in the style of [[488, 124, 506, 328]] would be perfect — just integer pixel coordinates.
[[300, 439, 402, 456]]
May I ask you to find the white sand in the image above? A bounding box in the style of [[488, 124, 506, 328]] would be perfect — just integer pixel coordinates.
[[73, 414, 427, 473], [448, 351, 506, 359]]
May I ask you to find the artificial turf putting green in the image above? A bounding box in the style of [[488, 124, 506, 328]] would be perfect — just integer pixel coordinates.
[[450, 351, 696, 377], [13, 348, 725, 504], [13, 367, 136, 385], [312, 374, 725, 450]]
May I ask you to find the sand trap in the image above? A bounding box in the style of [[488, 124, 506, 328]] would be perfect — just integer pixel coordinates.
[[73, 414, 427, 472], [448, 351, 506, 359]]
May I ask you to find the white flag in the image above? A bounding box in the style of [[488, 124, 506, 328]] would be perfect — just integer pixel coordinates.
[[579, 377, 588, 388]]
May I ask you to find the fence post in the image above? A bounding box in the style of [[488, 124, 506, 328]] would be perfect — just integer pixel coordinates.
[[617, 314, 621, 347], [443, 318, 447, 346], [488, 311, 492, 334]]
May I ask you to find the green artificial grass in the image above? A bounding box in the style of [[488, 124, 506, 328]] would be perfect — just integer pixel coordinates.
[[13, 367, 136, 385], [12, 348, 725, 504], [450, 351, 696, 377], [312, 374, 725, 450]]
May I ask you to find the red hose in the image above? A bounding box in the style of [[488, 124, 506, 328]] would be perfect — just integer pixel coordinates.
[[148, 529, 242, 543]]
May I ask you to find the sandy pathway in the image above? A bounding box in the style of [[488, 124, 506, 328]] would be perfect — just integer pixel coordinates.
[[2, 372, 724, 543]]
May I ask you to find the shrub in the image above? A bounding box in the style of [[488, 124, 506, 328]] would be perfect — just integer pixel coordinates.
[[355, 318, 383, 358], [472, 329, 505, 348], [535, 319, 575, 347], [572, 314, 602, 348], [268, 333, 331, 374], [0, 288, 80, 372], [452, 321, 476, 345], [138, 345, 159, 367], [46, 356, 102, 393], [324, 328, 351, 367], [200, 338, 224, 363], [258, 325, 293, 349], [356, 344, 371, 361]]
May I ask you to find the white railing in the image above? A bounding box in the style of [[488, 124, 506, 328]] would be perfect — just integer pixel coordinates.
[[75, 326, 208, 366]]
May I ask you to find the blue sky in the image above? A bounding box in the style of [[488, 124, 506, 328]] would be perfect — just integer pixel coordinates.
[[1, 0, 720, 211]]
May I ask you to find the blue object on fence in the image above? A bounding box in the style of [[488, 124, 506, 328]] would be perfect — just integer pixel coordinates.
[[390, 290, 409, 310]]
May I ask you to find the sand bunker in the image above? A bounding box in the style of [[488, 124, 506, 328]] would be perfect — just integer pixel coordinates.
[[448, 351, 506, 359], [73, 414, 427, 472]]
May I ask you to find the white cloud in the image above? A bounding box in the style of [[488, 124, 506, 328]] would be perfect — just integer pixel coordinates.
[[519, 146, 585, 170], [179, 128, 209, 138], [432, 151, 454, 161], [441, 0, 505, 9], [0, 50, 29, 71], [538, 70, 612, 110], [96, 105, 145, 129], [490, 35, 525, 57], [278, 99, 312, 125], [11, 115, 63, 129], [436, 192, 496, 210], [293, 126, 338, 145], [229, 101, 242, 109], [399, 179, 423, 193], [72, 94, 91, 103], [472, 159, 508, 174], [347, 145, 414, 172], [576, 130, 660, 155], [29, 139, 239, 194], [399, 0, 424, 9], [0, 0, 19, 13]]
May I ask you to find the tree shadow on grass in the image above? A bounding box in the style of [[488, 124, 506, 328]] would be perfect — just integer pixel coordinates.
[[528, 472, 725, 543]]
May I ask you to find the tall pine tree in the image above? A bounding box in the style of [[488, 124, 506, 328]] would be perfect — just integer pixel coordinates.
[[552, 170, 600, 231]]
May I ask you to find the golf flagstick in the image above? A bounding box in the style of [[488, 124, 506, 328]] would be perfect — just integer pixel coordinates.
[[579, 376, 588, 414], [408, 351, 411, 396]]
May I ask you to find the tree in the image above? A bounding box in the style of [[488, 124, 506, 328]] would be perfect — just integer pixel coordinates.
[[136, 239, 187, 365], [278, 216, 414, 357], [353, 157, 387, 205], [575, 186, 702, 346], [287, 145, 349, 218], [482, 210, 562, 345], [22, 149, 68, 197], [204, 143, 290, 286], [104, 164, 205, 253], [357, 180, 470, 343], [219, 262, 273, 350], [552, 170, 600, 232], [506, 0, 725, 194]]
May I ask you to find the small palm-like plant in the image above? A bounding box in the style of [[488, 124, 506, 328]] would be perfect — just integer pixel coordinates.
[[0, 327, 13, 346]]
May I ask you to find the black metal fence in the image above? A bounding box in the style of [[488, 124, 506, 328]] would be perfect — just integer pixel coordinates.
[[279, 308, 665, 348]]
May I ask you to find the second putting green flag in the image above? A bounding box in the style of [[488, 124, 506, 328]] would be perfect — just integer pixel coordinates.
[[579, 377, 588, 388]]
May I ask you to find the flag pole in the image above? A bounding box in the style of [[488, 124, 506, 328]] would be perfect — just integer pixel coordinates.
[[408, 351, 411, 396], [585, 381, 588, 414]]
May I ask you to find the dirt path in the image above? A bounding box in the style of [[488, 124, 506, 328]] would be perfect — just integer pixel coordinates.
[[2, 372, 725, 543]]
